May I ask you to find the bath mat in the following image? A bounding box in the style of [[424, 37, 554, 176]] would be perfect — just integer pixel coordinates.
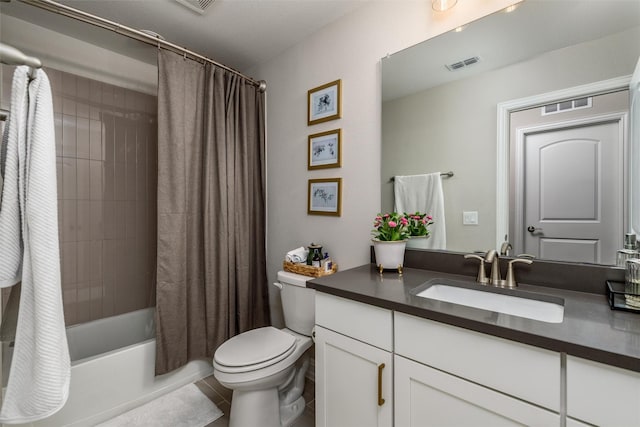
[[97, 383, 223, 427]]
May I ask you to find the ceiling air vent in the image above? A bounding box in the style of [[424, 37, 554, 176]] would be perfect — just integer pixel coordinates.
[[174, 0, 215, 14], [445, 56, 480, 71]]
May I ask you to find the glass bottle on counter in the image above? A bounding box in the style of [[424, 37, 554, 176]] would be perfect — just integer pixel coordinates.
[[616, 233, 639, 267]]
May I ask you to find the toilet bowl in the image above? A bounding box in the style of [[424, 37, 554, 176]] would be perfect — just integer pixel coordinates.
[[213, 271, 315, 427]]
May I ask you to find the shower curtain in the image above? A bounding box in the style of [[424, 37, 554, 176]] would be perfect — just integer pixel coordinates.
[[155, 50, 269, 375]]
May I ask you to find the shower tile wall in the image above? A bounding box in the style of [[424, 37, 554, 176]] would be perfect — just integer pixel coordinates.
[[1, 65, 158, 326]]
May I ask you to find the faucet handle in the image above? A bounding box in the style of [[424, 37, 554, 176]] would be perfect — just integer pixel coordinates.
[[504, 258, 533, 289], [464, 254, 488, 284]]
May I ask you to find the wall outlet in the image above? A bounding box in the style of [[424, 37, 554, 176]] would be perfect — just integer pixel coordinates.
[[463, 211, 479, 225]]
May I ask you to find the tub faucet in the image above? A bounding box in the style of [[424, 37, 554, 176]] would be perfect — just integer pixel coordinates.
[[484, 249, 504, 287]]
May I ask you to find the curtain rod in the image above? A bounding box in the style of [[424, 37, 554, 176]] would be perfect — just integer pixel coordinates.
[[17, 0, 267, 91], [0, 42, 41, 79]]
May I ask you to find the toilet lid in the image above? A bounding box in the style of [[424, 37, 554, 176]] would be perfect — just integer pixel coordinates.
[[214, 327, 296, 369]]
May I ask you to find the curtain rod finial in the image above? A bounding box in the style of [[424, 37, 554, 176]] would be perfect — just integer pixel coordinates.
[[258, 80, 267, 92]]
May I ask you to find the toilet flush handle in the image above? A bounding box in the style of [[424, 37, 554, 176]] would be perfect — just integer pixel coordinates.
[[273, 282, 283, 289]]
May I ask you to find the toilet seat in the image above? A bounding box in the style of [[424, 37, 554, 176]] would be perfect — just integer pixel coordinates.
[[214, 327, 297, 374]]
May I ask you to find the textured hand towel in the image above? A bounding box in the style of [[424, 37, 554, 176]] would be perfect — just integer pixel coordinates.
[[0, 69, 26, 288], [0, 67, 70, 423], [394, 173, 447, 249], [285, 246, 309, 263]]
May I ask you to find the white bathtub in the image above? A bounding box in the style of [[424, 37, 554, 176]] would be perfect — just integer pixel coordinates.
[[19, 307, 214, 427]]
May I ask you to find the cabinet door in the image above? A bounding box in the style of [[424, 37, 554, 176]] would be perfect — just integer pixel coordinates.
[[315, 326, 392, 427], [395, 355, 560, 427], [567, 355, 640, 426]]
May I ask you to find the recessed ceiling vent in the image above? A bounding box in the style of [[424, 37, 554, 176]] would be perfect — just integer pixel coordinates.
[[445, 56, 480, 71], [174, 0, 215, 14]]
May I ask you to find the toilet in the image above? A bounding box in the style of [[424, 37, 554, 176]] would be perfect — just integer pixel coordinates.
[[213, 271, 315, 427]]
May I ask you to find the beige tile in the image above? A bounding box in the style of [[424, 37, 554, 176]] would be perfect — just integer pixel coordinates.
[[62, 96, 76, 116], [62, 114, 77, 157], [76, 76, 89, 100], [90, 79, 101, 104], [60, 199, 77, 242], [126, 157, 136, 201], [115, 118, 126, 164], [60, 241, 77, 285], [62, 157, 76, 199], [56, 156, 64, 199], [76, 159, 90, 200], [76, 282, 91, 323], [90, 280, 103, 320], [114, 86, 125, 109], [103, 116, 115, 163], [76, 240, 92, 282], [89, 240, 103, 281], [114, 162, 126, 201], [114, 201, 127, 240], [90, 160, 104, 201], [62, 72, 76, 97], [104, 161, 115, 201], [77, 117, 90, 159], [103, 200, 115, 240], [90, 200, 104, 240], [76, 200, 91, 242], [63, 288, 78, 326], [102, 240, 115, 282], [54, 114, 63, 156], [90, 119, 102, 161], [102, 84, 114, 106]]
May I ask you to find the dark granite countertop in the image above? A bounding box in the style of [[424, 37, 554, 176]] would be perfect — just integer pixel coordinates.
[[308, 264, 640, 372]]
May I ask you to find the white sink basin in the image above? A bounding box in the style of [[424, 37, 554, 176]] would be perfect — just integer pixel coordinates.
[[415, 284, 564, 323]]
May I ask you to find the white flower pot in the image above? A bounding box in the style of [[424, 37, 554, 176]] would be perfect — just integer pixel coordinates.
[[407, 235, 430, 249], [372, 239, 407, 271]]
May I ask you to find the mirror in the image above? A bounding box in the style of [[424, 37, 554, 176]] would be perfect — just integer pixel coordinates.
[[381, 0, 640, 264]]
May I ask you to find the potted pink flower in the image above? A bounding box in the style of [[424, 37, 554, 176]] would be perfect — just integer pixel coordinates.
[[371, 212, 410, 272]]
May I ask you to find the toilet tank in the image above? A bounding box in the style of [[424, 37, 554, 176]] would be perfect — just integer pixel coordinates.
[[276, 271, 316, 336]]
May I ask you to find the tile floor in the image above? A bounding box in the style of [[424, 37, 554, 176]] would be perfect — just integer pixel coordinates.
[[195, 374, 316, 427]]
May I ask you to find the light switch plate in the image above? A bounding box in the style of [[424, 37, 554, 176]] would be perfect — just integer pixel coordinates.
[[463, 211, 478, 225]]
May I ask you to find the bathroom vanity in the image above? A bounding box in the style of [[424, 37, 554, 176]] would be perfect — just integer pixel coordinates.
[[309, 258, 640, 427]]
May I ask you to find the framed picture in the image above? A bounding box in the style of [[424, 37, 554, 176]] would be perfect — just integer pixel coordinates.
[[308, 129, 342, 170], [308, 79, 342, 125], [308, 178, 342, 216]]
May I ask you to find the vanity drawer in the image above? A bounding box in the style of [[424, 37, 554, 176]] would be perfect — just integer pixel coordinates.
[[394, 312, 561, 411], [316, 293, 392, 351]]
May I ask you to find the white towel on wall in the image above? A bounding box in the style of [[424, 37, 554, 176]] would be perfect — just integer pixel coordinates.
[[0, 69, 26, 288], [394, 173, 447, 249], [0, 67, 70, 424]]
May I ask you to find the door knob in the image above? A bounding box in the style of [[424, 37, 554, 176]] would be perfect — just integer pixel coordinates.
[[527, 225, 542, 233]]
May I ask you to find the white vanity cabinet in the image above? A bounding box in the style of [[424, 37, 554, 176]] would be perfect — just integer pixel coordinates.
[[395, 355, 559, 426], [567, 355, 640, 426], [315, 293, 393, 427], [394, 312, 562, 426]]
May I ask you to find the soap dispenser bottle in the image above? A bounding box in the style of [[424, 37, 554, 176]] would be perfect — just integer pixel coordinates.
[[616, 233, 639, 267]]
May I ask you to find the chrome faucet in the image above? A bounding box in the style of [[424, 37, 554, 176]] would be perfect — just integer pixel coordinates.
[[484, 249, 504, 287], [499, 240, 512, 256]]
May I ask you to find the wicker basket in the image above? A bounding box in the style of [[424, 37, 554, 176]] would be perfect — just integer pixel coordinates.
[[282, 261, 338, 277]]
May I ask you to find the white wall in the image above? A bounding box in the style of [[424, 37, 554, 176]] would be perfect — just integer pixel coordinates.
[[254, 0, 516, 326]]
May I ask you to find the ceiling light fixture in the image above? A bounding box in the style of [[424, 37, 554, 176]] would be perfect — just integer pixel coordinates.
[[432, 0, 458, 12]]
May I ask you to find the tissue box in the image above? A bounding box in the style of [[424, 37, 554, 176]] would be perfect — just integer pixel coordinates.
[[282, 261, 338, 277]]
